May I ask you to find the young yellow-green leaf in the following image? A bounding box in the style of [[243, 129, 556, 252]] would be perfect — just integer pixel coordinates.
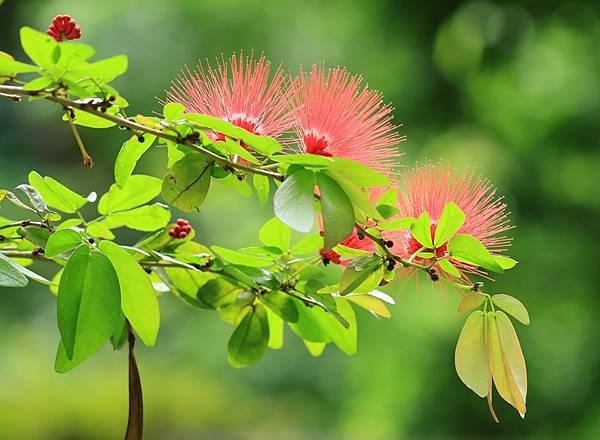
[[494, 255, 518, 270], [455, 310, 489, 398], [304, 341, 327, 356], [316, 172, 355, 251], [259, 290, 298, 323], [99, 241, 160, 347], [339, 256, 382, 295], [378, 217, 416, 231], [57, 245, 121, 360], [491, 294, 529, 325], [0, 253, 29, 287], [259, 217, 291, 252], [329, 157, 390, 187], [163, 102, 185, 121], [487, 311, 527, 417], [99, 175, 162, 215], [434, 202, 466, 247], [0, 50, 39, 75], [23, 76, 54, 91], [212, 246, 273, 267], [252, 174, 270, 205], [495, 311, 528, 414], [102, 204, 171, 232], [457, 292, 487, 313], [64, 108, 117, 128], [274, 169, 315, 233], [312, 298, 357, 355], [438, 259, 461, 278], [161, 154, 213, 212], [346, 294, 391, 318], [20, 27, 57, 69], [114, 134, 157, 188], [266, 308, 284, 350], [227, 304, 270, 368], [272, 154, 334, 168], [214, 138, 260, 165], [28, 171, 87, 214], [449, 234, 504, 274], [86, 222, 116, 240], [69, 55, 128, 82], [410, 211, 434, 249], [45, 229, 82, 257], [289, 234, 323, 255]]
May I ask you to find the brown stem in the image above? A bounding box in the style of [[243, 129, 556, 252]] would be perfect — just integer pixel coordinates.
[[124, 322, 143, 440], [65, 109, 93, 167]]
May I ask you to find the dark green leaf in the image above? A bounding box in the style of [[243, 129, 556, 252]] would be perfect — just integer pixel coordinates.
[[339, 255, 382, 295], [161, 153, 213, 212], [274, 169, 315, 233], [259, 290, 298, 322], [57, 246, 121, 360], [227, 304, 270, 368], [316, 173, 355, 251]]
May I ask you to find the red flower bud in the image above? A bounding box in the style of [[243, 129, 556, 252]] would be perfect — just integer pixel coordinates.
[[47, 15, 81, 42], [177, 230, 188, 239], [176, 219, 189, 227]]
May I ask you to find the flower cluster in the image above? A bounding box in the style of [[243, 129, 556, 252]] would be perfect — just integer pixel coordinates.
[[169, 219, 193, 238], [166, 52, 511, 283]]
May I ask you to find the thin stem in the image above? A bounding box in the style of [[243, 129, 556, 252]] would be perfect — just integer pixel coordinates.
[[65, 109, 94, 167], [0, 221, 48, 232]]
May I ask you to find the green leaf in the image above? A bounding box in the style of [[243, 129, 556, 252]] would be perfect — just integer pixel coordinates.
[[227, 304, 270, 368], [212, 246, 273, 267], [494, 255, 518, 270], [28, 171, 87, 214], [214, 138, 260, 164], [0, 253, 50, 285], [346, 294, 391, 318], [102, 204, 171, 232], [161, 153, 213, 212], [410, 211, 433, 249], [455, 310, 489, 398], [491, 294, 529, 325], [449, 234, 504, 274], [273, 154, 335, 167], [98, 175, 162, 215], [438, 259, 461, 277], [252, 174, 270, 205], [163, 102, 185, 121], [57, 246, 121, 360], [376, 204, 399, 219], [289, 234, 323, 255], [339, 255, 382, 295], [266, 308, 284, 350], [45, 229, 83, 257], [20, 27, 57, 69], [259, 290, 298, 322], [0, 253, 29, 287], [17, 225, 51, 248], [312, 297, 357, 355], [15, 183, 48, 213], [316, 172, 355, 251], [304, 341, 327, 356], [259, 217, 291, 252], [434, 202, 466, 247], [213, 172, 252, 197], [0, 51, 39, 74], [99, 241, 160, 347], [378, 217, 416, 231], [65, 108, 117, 128], [274, 169, 315, 233], [23, 76, 54, 91], [289, 301, 331, 343], [114, 135, 157, 188], [457, 292, 487, 313], [185, 113, 281, 155], [86, 222, 115, 240], [326, 171, 383, 221], [69, 55, 128, 82], [329, 157, 390, 187]]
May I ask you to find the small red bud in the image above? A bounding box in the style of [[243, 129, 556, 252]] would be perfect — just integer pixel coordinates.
[[176, 219, 188, 227], [47, 15, 81, 42], [177, 231, 188, 239], [168, 230, 177, 237]]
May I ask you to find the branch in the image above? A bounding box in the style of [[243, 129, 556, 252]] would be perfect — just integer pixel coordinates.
[[0, 85, 284, 181]]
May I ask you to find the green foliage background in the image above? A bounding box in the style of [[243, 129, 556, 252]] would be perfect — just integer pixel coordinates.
[[1, 0, 599, 438]]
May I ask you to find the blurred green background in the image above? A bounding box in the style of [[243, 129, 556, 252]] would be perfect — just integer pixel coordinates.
[[1, 0, 599, 438]]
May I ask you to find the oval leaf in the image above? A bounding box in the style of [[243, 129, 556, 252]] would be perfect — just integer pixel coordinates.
[[274, 169, 315, 233], [455, 310, 489, 398], [434, 202, 466, 247], [491, 294, 529, 325], [227, 304, 270, 368], [316, 172, 355, 251], [45, 229, 83, 257], [161, 154, 213, 212]]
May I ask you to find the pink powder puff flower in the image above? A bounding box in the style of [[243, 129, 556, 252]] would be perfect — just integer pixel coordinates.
[[395, 161, 512, 280], [47, 15, 81, 42], [166, 52, 293, 142], [291, 63, 404, 177]]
